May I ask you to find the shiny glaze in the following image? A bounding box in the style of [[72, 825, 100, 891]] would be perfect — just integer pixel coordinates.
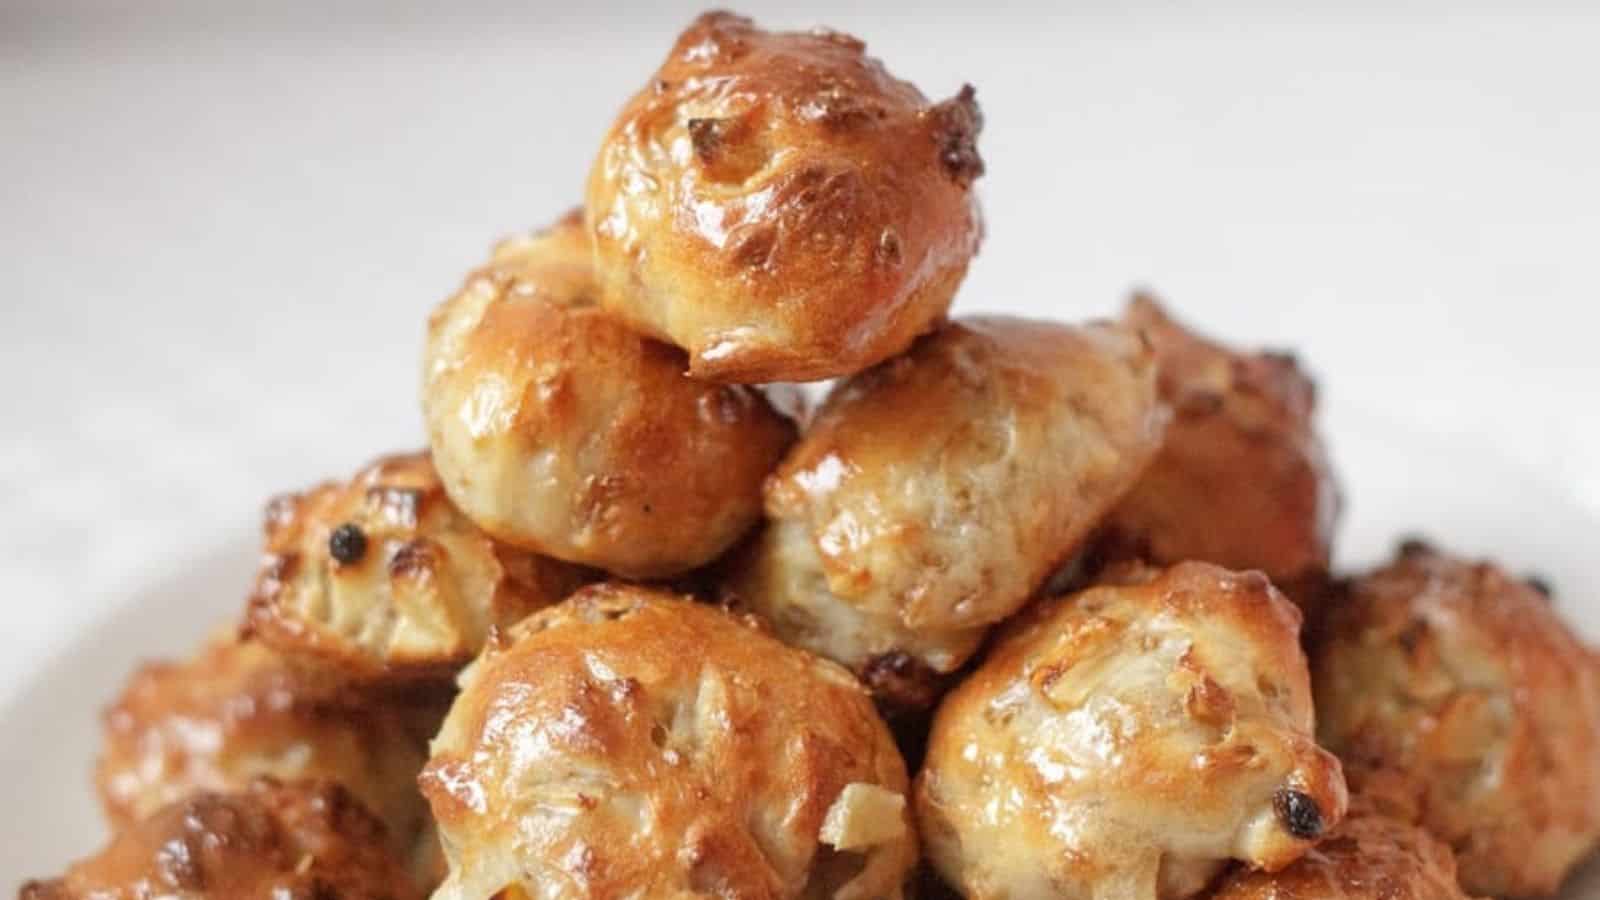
[[21, 779, 421, 900], [244, 450, 593, 679], [916, 562, 1349, 900], [420, 583, 917, 900], [96, 633, 443, 861], [722, 517, 986, 711], [423, 212, 795, 578], [586, 12, 984, 382], [1097, 294, 1341, 607], [1313, 543, 1600, 898], [724, 316, 1167, 705]]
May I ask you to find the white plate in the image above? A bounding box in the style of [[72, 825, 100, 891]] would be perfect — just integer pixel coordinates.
[[3, 407, 1598, 895]]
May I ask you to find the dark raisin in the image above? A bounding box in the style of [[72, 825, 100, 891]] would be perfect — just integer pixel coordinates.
[[327, 523, 368, 565], [1397, 536, 1433, 557], [687, 117, 728, 164], [1274, 788, 1324, 840], [861, 651, 943, 712], [928, 84, 984, 186], [1525, 574, 1554, 599]]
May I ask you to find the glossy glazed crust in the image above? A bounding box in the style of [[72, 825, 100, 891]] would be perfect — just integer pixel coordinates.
[[422, 212, 796, 578], [586, 11, 984, 382], [21, 779, 421, 900], [721, 519, 986, 710], [726, 317, 1166, 701], [96, 635, 442, 858], [1203, 801, 1481, 900], [1098, 295, 1339, 599], [916, 562, 1349, 900], [420, 583, 917, 900], [1313, 544, 1600, 898], [244, 450, 593, 678]]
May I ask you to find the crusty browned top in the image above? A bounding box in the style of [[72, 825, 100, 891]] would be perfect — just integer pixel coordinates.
[[917, 561, 1348, 900], [96, 633, 444, 860], [767, 317, 1166, 632], [21, 778, 420, 900], [1203, 799, 1482, 900], [423, 214, 796, 578], [244, 450, 593, 679], [586, 11, 984, 382], [721, 316, 1165, 709], [1313, 542, 1600, 898], [420, 583, 917, 900], [1099, 294, 1340, 600]]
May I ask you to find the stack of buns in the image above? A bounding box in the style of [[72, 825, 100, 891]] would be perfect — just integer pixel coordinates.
[[22, 12, 1600, 900]]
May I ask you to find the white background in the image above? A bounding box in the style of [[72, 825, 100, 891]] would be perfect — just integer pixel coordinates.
[[4, 0, 1598, 765]]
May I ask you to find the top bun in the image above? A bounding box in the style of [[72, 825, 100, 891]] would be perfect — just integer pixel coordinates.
[[586, 11, 985, 383]]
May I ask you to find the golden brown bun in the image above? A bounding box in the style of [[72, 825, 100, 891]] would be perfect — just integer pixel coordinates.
[[585, 12, 985, 383], [722, 519, 986, 711], [96, 633, 444, 859], [1202, 798, 1482, 900], [1313, 543, 1600, 898], [916, 562, 1349, 900], [1098, 294, 1340, 603], [422, 212, 796, 578], [244, 450, 593, 678], [21, 778, 421, 900], [723, 317, 1166, 704], [420, 583, 917, 900]]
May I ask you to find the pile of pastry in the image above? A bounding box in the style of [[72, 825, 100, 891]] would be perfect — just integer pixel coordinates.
[[23, 12, 1600, 900]]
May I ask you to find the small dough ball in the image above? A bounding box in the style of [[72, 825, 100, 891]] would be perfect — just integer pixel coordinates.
[[586, 11, 985, 383], [916, 562, 1349, 900], [244, 450, 594, 678], [420, 583, 917, 900], [723, 317, 1166, 706], [422, 212, 796, 578], [1313, 542, 1600, 898], [1203, 798, 1482, 900], [1098, 294, 1340, 603], [96, 633, 443, 858], [21, 778, 421, 900], [724, 518, 988, 711]]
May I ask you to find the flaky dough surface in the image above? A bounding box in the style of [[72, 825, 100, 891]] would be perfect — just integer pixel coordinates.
[[725, 317, 1166, 704], [423, 213, 795, 578], [586, 12, 984, 383], [1313, 543, 1600, 898], [245, 450, 592, 678], [420, 583, 917, 900], [916, 562, 1348, 900]]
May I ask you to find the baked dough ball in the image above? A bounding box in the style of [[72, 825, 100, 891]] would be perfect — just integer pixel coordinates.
[[96, 633, 443, 858], [422, 212, 796, 578], [420, 583, 917, 900], [722, 317, 1167, 706], [723, 519, 988, 711], [1313, 542, 1600, 898], [1097, 294, 1340, 602], [21, 778, 420, 900], [586, 11, 985, 383], [1202, 799, 1481, 900], [916, 562, 1349, 900], [245, 450, 593, 678]]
